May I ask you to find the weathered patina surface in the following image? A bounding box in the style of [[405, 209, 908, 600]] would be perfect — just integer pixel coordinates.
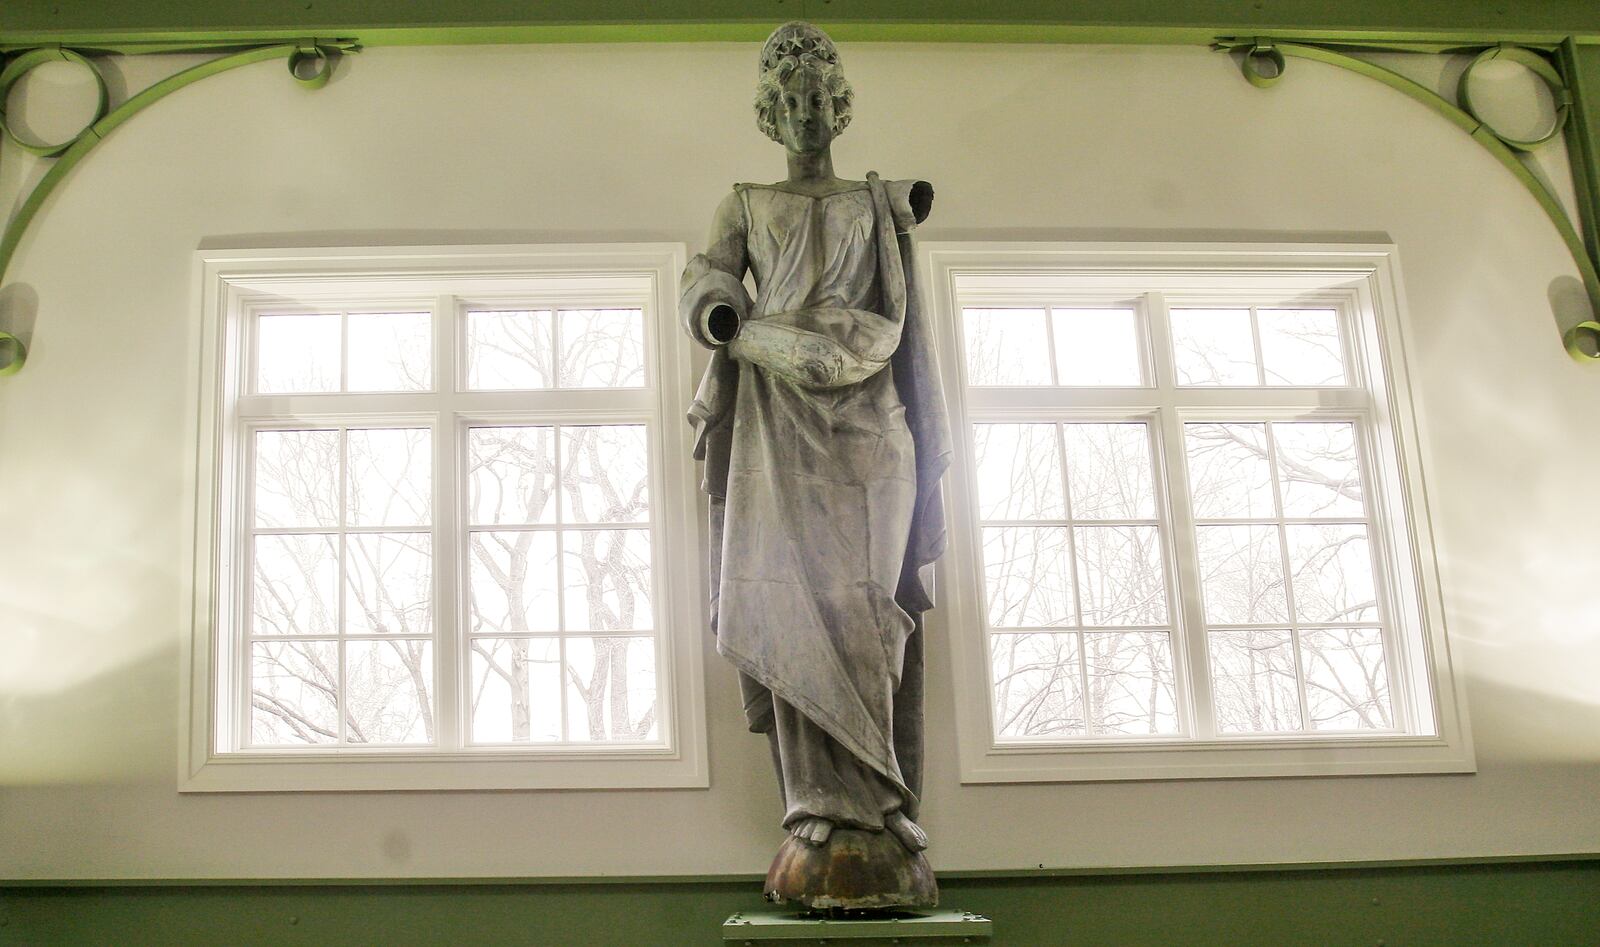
[[681, 21, 949, 908], [764, 828, 939, 910]]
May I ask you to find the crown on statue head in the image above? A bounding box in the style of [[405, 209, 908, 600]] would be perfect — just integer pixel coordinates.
[[759, 21, 841, 75]]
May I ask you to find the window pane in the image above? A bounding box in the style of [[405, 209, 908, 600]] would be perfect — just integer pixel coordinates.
[[1286, 524, 1378, 623], [963, 308, 1053, 386], [253, 534, 338, 636], [347, 427, 432, 528], [469, 637, 562, 743], [561, 425, 651, 524], [347, 311, 432, 392], [467, 309, 553, 390], [346, 533, 432, 636], [1272, 422, 1365, 518], [1053, 308, 1142, 385], [972, 423, 1065, 521], [1194, 525, 1289, 624], [1084, 631, 1179, 735], [1209, 629, 1302, 733], [559, 309, 646, 388], [1301, 628, 1392, 731], [255, 429, 340, 528], [563, 529, 654, 631], [1074, 525, 1168, 626], [468, 531, 560, 632], [983, 526, 1075, 627], [469, 426, 557, 526], [564, 636, 659, 742], [1062, 422, 1155, 519], [990, 632, 1084, 739], [250, 640, 339, 745], [1260, 309, 1346, 386], [1171, 308, 1256, 385], [345, 639, 433, 745], [1184, 422, 1275, 520], [257, 313, 339, 393]]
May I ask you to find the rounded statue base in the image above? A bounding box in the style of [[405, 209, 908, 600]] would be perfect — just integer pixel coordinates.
[[762, 828, 939, 911]]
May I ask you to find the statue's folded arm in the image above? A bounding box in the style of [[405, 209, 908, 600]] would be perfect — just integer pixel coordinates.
[[885, 178, 934, 233], [681, 189, 751, 349]]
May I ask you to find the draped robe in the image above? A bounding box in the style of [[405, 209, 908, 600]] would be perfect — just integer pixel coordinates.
[[681, 173, 950, 830]]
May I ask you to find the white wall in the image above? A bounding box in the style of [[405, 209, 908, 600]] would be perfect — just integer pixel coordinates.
[[1, 42, 1598, 880]]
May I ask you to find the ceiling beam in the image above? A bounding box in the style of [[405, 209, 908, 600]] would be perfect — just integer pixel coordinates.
[[5, 0, 1600, 49]]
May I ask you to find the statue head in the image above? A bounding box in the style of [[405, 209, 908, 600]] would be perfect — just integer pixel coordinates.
[[754, 21, 854, 154]]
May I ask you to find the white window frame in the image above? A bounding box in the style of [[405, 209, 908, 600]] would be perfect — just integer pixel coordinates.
[[923, 242, 1474, 782], [181, 244, 709, 792]]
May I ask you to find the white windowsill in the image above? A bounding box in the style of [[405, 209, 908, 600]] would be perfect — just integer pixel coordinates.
[[962, 734, 1474, 783], [181, 746, 707, 792]]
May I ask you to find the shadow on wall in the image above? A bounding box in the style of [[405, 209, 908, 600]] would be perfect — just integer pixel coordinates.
[[1549, 274, 1597, 354], [0, 641, 178, 787], [0, 282, 37, 365], [1459, 669, 1600, 767]]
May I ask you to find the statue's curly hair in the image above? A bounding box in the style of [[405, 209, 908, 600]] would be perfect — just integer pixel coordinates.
[[753, 49, 854, 144]]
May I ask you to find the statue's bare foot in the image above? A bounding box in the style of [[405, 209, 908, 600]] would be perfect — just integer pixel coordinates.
[[885, 811, 929, 852], [789, 816, 834, 846]]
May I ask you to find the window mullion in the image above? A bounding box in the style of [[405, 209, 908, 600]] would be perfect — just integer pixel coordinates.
[[1355, 411, 1412, 733], [234, 393, 442, 421], [1149, 291, 1215, 740], [434, 293, 461, 752], [1146, 292, 1176, 391], [1249, 305, 1266, 386], [337, 426, 349, 746], [339, 310, 351, 393], [1042, 305, 1062, 384], [1262, 422, 1313, 733], [1053, 421, 1090, 733], [237, 429, 257, 751], [553, 425, 570, 743], [1076, 631, 1092, 736]]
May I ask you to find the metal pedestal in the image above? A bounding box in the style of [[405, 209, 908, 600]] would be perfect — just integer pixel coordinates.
[[722, 908, 992, 944]]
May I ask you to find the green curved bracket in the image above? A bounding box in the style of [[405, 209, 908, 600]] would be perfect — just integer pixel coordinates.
[[0, 39, 359, 376], [1216, 38, 1600, 362]]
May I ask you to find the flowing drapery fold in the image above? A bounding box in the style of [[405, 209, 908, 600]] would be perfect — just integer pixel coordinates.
[[684, 175, 950, 826]]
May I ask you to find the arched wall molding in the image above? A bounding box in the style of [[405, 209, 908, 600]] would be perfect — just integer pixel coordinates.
[[0, 39, 358, 375], [1216, 37, 1600, 361], [0, 30, 1597, 373]]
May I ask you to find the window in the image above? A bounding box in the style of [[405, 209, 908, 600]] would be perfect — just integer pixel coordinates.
[[924, 243, 1473, 781], [183, 245, 707, 791]]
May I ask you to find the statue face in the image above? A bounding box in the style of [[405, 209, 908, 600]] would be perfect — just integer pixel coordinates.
[[775, 68, 835, 156]]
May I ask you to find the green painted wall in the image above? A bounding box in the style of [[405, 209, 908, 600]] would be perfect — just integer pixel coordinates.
[[4, 860, 1599, 946]]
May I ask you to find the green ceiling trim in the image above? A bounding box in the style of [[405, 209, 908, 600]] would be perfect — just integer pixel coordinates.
[[4, 25, 1599, 52], [0, 330, 23, 375], [1218, 38, 1600, 362], [0, 47, 108, 156], [1560, 41, 1600, 261], [7, 0, 1600, 48], [0, 39, 357, 375]]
